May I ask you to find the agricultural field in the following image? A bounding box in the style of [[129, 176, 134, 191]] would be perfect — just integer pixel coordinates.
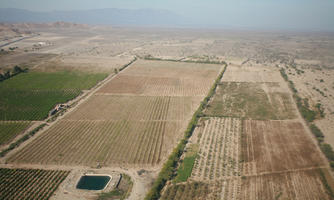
[[64, 95, 201, 121], [0, 121, 32, 145], [97, 74, 212, 96], [161, 61, 333, 200], [204, 82, 296, 120], [221, 64, 283, 83], [0, 168, 69, 200], [8, 120, 182, 166], [162, 169, 334, 200], [162, 117, 332, 199], [191, 117, 242, 181], [240, 169, 334, 200], [0, 71, 108, 120], [242, 120, 326, 174], [8, 60, 222, 167], [160, 182, 210, 200], [97, 60, 221, 96], [36, 55, 135, 73], [2, 26, 334, 200]]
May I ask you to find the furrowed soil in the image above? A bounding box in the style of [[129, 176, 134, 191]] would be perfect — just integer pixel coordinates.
[[242, 120, 326, 175]]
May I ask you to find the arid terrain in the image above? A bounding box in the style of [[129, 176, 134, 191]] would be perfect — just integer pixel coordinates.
[[0, 23, 334, 200]]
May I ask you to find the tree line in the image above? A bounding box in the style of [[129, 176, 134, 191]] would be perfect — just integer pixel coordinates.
[[0, 66, 27, 82]]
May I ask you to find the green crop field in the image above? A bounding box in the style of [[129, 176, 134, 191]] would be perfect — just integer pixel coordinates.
[[0, 121, 32, 145], [0, 71, 108, 120]]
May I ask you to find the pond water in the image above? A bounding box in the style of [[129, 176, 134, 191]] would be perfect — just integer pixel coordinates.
[[76, 175, 111, 190]]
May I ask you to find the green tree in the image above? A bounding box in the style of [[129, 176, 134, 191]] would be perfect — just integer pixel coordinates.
[[12, 65, 23, 75], [4, 71, 10, 79], [0, 73, 4, 81]]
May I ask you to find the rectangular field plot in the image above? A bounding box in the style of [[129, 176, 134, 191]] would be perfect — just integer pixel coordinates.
[[0, 71, 107, 120], [97, 60, 221, 96], [242, 120, 326, 175], [160, 182, 211, 200], [97, 74, 214, 96], [125, 60, 222, 79], [0, 121, 32, 145], [240, 169, 333, 200], [191, 117, 242, 181], [222, 64, 283, 83], [162, 170, 333, 200], [204, 82, 296, 120], [8, 120, 182, 166], [161, 179, 242, 200], [65, 95, 201, 121], [0, 168, 69, 200]]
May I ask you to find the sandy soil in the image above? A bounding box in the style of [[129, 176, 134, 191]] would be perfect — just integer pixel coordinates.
[[287, 66, 334, 147]]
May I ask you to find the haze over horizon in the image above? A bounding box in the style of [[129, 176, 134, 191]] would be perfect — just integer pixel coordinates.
[[1, 0, 334, 31]]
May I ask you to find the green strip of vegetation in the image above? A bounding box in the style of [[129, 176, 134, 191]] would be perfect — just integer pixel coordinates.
[[280, 67, 334, 169], [280, 68, 317, 122], [120, 57, 137, 72], [143, 55, 226, 65], [144, 63, 227, 200], [318, 168, 334, 198], [0, 123, 47, 157], [174, 144, 199, 183]]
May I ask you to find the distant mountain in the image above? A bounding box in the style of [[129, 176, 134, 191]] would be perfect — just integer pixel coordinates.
[[0, 23, 33, 39], [0, 8, 189, 27]]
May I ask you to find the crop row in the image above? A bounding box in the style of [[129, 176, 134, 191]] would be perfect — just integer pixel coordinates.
[[8, 120, 182, 166], [160, 182, 210, 200], [98, 74, 214, 96], [65, 95, 200, 121], [0, 168, 69, 200], [161, 178, 241, 200], [0, 121, 32, 145], [144, 63, 227, 200], [191, 117, 242, 180], [240, 169, 332, 200]]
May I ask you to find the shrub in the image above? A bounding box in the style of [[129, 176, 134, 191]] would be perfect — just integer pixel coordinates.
[[320, 143, 334, 161], [310, 124, 324, 138]]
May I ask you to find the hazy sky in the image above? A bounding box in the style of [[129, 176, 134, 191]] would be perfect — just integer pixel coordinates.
[[1, 0, 334, 31]]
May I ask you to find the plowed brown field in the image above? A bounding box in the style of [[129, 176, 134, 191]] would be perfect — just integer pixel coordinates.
[[242, 120, 326, 175]]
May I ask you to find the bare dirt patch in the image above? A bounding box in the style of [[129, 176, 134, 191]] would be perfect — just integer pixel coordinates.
[[125, 59, 221, 79], [240, 169, 333, 200], [242, 120, 326, 175], [222, 64, 283, 83]]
